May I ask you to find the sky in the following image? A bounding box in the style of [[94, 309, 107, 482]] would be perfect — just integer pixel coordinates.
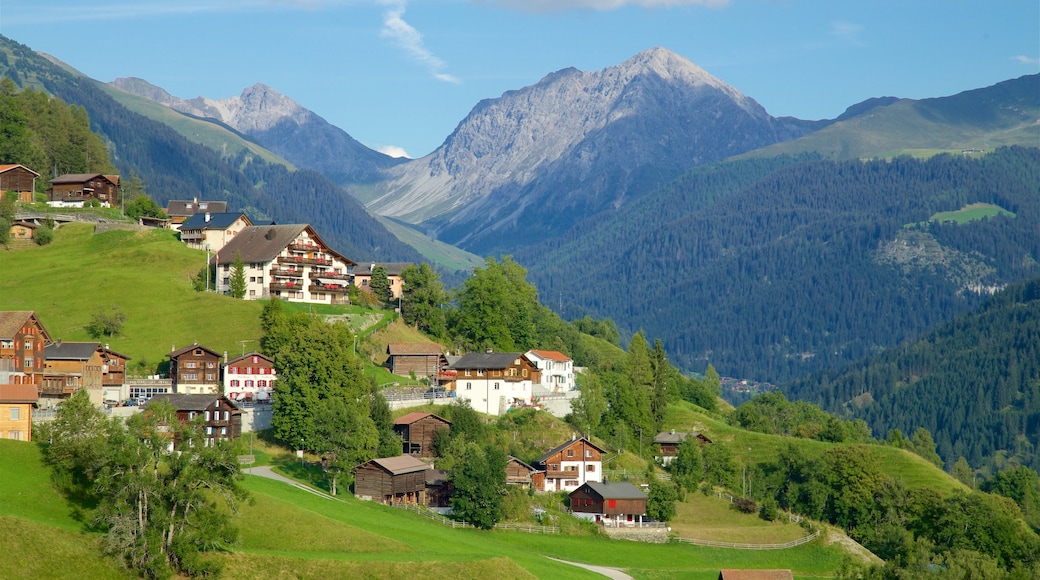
[[0, 1, 1037, 159]]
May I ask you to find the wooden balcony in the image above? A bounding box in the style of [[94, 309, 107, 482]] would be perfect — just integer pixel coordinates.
[[310, 283, 348, 294], [269, 281, 304, 292], [278, 254, 331, 267], [288, 241, 322, 252], [545, 470, 580, 479], [270, 267, 304, 278], [310, 270, 350, 281]]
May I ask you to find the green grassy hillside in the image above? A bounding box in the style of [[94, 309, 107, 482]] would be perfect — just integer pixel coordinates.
[[98, 82, 292, 169], [0, 223, 264, 372], [742, 74, 1040, 161]]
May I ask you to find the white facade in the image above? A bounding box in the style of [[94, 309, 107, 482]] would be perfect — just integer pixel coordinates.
[[455, 376, 532, 416], [526, 350, 576, 392], [223, 353, 276, 403]]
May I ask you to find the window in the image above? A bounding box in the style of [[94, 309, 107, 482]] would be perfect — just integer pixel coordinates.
[[8, 431, 22, 440], [466, 382, 472, 390], [207, 362, 215, 368], [220, 427, 227, 435], [9, 407, 20, 421], [189, 412, 197, 419], [494, 382, 500, 390], [183, 373, 198, 380], [585, 449, 593, 458], [607, 499, 617, 509], [185, 362, 197, 369], [205, 411, 211, 421], [566, 449, 574, 457], [566, 480, 579, 487], [258, 380, 266, 387], [249, 276, 256, 283], [24, 339, 32, 350], [464, 370, 471, 377], [522, 369, 528, 377], [231, 380, 240, 387], [206, 373, 215, 381], [247, 367, 253, 374], [1, 339, 13, 349], [249, 290, 256, 297], [476, 369, 484, 376], [245, 380, 254, 388], [586, 464, 596, 472], [23, 357, 32, 368], [252, 356, 259, 364]]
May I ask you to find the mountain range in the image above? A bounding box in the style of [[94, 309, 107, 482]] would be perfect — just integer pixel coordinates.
[[5, 34, 1040, 388]]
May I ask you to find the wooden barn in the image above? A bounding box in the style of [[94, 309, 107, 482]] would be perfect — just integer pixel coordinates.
[[0, 164, 40, 202], [569, 481, 648, 527], [505, 455, 543, 488], [385, 342, 445, 378], [654, 429, 713, 464], [47, 173, 120, 207], [393, 412, 451, 458], [353, 455, 430, 505]]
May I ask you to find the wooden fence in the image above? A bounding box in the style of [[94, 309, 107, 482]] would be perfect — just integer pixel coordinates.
[[671, 529, 820, 550]]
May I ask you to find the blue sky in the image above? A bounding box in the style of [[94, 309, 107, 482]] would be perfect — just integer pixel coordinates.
[[1, 1, 1037, 159]]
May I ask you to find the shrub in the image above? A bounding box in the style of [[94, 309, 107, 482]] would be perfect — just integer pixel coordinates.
[[759, 497, 779, 521], [733, 497, 757, 514]]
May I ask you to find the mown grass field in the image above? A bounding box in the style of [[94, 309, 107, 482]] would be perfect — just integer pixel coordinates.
[[928, 202, 1016, 224], [1, 438, 848, 579]]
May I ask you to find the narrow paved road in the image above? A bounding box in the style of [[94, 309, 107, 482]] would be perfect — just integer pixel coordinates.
[[547, 557, 634, 580]]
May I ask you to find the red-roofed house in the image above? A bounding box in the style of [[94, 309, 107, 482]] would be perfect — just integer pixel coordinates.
[[0, 383, 39, 441], [393, 412, 450, 458], [526, 349, 575, 392], [0, 164, 40, 202]]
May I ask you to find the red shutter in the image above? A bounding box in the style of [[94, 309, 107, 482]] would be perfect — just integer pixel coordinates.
[[607, 499, 616, 509]]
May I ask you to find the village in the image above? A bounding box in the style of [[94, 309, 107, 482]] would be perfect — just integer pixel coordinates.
[[0, 171, 723, 538]]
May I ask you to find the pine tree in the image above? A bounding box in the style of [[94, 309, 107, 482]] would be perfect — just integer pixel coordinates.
[[229, 251, 247, 299]]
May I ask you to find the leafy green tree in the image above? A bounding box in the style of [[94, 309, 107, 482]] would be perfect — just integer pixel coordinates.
[[369, 265, 393, 306], [449, 442, 508, 529], [449, 256, 539, 351], [369, 389, 404, 458], [87, 305, 125, 338], [0, 217, 10, 246], [910, 428, 944, 468], [124, 194, 165, 220], [0, 190, 16, 221], [646, 478, 679, 522], [702, 442, 739, 491], [229, 251, 247, 299], [952, 457, 975, 488], [312, 398, 379, 496], [269, 315, 368, 452], [569, 373, 607, 438], [36, 389, 112, 499], [670, 436, 704, 493], [400, 262, 447, 337]]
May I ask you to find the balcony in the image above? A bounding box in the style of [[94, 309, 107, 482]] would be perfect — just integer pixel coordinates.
[[288, 241, 321, 252], [310, 270, 349, 281], [270, 267, 304, 278], [278, 254, 331, 267], [269, 281, 303, 292], [310, 283, 348, 294]]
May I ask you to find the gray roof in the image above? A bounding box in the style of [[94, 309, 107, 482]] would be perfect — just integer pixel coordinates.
[[50, 173, 117, 185], [165, 199, 228, 217], [449, 351, 524, 370], [44, 341, 101, 361], [180, 212, 250, 230], [147, 393, 241, 412], [654, 431, 689, 444], [212, 224, 354, 267], [360, 455, 430, 475], [578, 481, 647, 500]]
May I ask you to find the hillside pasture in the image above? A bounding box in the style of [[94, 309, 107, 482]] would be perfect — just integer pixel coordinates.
[[928, 202, 1015, 224]]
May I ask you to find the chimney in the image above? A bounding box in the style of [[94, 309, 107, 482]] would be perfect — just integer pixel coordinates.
[[105, 343, 109, 350], [224, 351, 228, 364], [670, 429, 675, 435], [172, 344, 176, 352], [571, 432, 576, 441]]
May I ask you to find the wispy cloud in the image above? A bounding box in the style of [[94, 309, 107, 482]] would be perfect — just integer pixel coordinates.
[[376, 144, 411, 158], [1013, 55, 1040, 67], [484, 0, 728, 12], [828, 21, 865, 47], [379, 0, 460, 83]]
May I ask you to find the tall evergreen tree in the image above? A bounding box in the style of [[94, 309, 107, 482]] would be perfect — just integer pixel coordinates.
[[229, 251, 247, 299]]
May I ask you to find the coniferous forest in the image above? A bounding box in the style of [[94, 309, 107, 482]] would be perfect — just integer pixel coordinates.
[[523, 147, 1040, 383]]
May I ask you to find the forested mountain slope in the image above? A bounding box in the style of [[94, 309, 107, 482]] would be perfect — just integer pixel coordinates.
[[784, 277, 1040, 473], [521, 147, 1040, 382], [0, 35, 422, 263]]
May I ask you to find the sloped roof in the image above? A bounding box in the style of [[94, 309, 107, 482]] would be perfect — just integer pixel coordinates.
[[507, 455, 540, 473], [212, 224, 355, 267], [0, 164, 40, 176], [165, 199, 228, 217], [449, 351, 525, 371], [354, 262, 412, 276], [99, 346, 131, 361], [718, 571, 794, 580], [576, 481, 647, 501], [180, 212, 251, 231], [225, 351, 273, 366], [0, 383, 39, 404], [167, 343, 222, 359], [44, 342, 101, 361], [394, 412, 450, 426], [654, 430, 689, 444], [359, 455, 430, 475], [50, 173, 116, 185], [387, 342, 443, 356], [147, 393, 241, 413], [528, 349, 572, 362], [536, 436, 608, 465], [0, 311, 51, 342]]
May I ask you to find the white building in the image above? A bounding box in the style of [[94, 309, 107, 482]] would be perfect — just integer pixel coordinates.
[[223, 352, 276, 403], [525, 349, 576, 392], [212, 224, 355, 304], [448, 351, 540, 416]]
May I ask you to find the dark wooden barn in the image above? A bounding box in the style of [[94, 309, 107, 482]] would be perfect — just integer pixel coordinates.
[[353, 455, 430, 505], [393, 412, 451, 458]]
